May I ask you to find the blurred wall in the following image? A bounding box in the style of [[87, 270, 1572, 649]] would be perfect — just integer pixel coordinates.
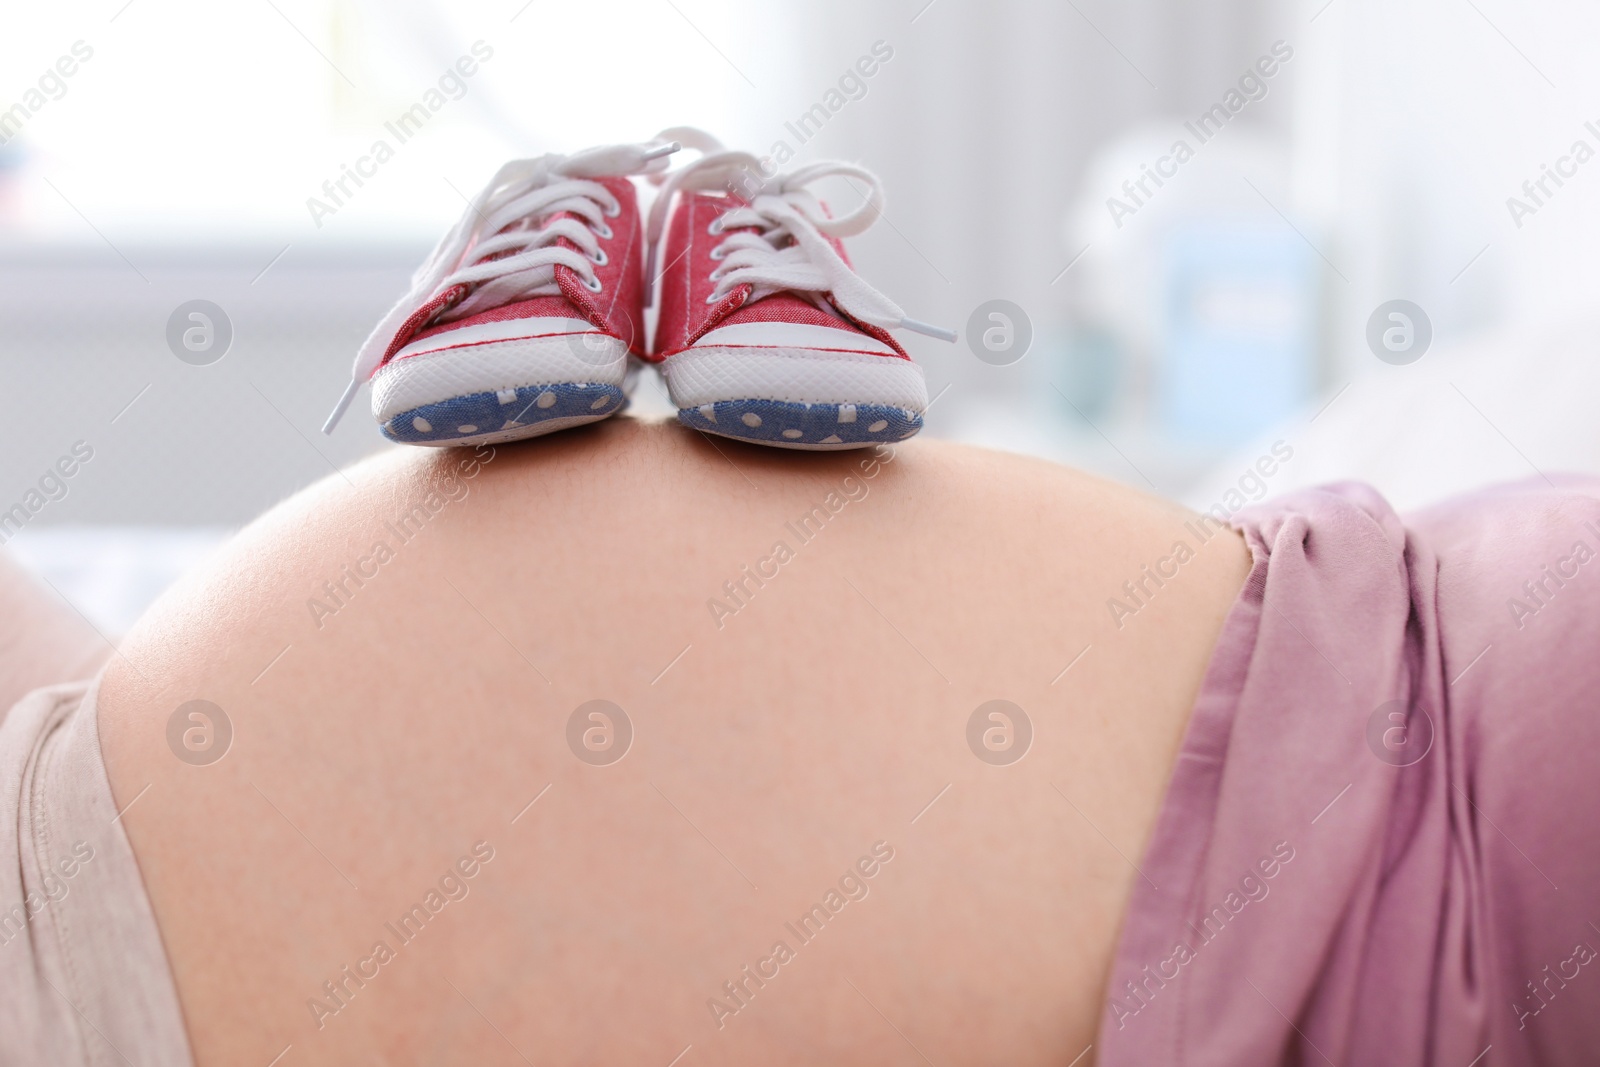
[[776, 0, 1300, 439], [1289, 0, 1600, 367], [0, 243, 412, 525]]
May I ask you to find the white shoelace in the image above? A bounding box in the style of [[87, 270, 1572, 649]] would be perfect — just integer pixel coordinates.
[[323, 139, 680, 434], [644, 128, 956, 344]]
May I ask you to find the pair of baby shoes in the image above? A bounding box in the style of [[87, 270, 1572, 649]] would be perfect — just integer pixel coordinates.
[[323, 129, 951, 451]]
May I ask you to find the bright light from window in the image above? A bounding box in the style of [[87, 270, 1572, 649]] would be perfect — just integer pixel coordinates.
[[0, 0, 753, 243]]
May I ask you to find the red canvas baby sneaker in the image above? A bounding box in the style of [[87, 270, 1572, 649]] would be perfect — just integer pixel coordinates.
[[645, 133, 952, 449], [323, 138, 679, 445]]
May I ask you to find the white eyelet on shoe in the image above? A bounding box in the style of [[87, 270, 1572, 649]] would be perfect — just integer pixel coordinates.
[[708, 217, 726, 236], [584, 275, 604, 292], [704, 291, 721, 304], [708, 245, 727, 261], [603, 201, 622, 218], [594, 221, 614, 240], [590, 247, 609, 266]]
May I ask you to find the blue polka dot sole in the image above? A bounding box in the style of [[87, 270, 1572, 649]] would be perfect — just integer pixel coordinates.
[[382, 382, 627, 446], [676, 400, 922, 450]]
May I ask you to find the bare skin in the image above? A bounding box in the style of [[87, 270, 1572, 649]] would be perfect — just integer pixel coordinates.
[[97, 418, 1249, 1066]]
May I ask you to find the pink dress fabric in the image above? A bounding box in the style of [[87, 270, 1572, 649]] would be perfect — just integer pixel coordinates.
[[1098, 477, 1600, 1066]]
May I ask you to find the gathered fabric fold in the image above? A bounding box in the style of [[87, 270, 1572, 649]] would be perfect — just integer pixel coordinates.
[[1099, 477, 1600, 1066]]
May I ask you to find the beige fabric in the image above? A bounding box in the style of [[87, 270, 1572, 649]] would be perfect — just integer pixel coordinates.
[[0, 679, 193, 1067], [0, 546, 192, 1064]]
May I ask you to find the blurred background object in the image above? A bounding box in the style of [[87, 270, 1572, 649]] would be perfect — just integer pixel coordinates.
[[3, 0, 1597, 627]]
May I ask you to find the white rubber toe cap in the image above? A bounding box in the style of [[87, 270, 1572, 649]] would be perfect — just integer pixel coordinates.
[[371, 317, 628, 424], [660, 346, 927, 410]]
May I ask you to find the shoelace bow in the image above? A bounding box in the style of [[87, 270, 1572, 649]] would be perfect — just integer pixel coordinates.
[[644, 128, 956, 345], [323, 138, 681, 433]]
